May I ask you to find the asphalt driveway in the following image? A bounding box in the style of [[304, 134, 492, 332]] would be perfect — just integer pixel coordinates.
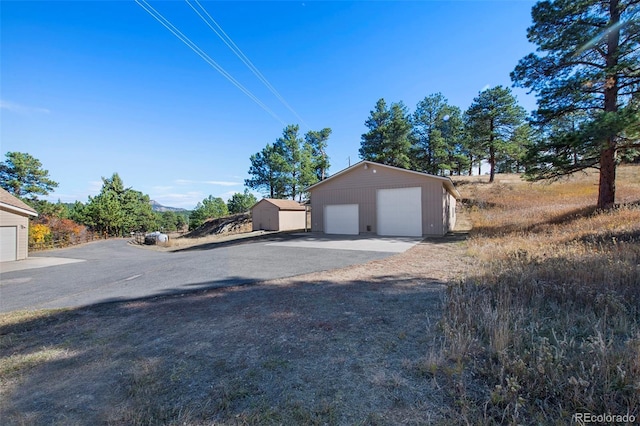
[[0, 235, 420, 313]]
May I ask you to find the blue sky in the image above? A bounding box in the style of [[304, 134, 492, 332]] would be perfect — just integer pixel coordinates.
[[2, 0, 538, 209]]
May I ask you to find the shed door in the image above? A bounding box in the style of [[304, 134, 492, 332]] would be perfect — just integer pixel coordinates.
[[377, 187, 422, 237], [0, 226, 18, 262], [324, 204, 359, 235]]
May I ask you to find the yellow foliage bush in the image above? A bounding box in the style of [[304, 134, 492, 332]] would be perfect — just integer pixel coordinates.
[[29, 224, 51, 244]]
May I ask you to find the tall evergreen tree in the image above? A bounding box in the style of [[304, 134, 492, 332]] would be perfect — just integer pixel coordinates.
[[464, 86, 527, 182], [304, 128, 332, 180], [512, 0, 640, 208], [245, 143, 288, 198], [297, 142, 317, 200], [274, 125, 303, 200], [359, 99, 412, 168], [0, 152, 58, 200], [85, 188, 124, 236], [359, 99, 390, 164], [189, 195, 228, 230], [246, 125, 332, 199], [69, 201, 89, 225], [411, 94, 465, 175], [157, 211, 179, 232], [83, 173, 155, 236], [496, 123, 533, 173], [121, 189, 156, 234], [227, 189, 258, 214]]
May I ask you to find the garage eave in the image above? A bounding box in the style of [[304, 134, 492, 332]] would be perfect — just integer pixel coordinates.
[[0, 202, 38, 217], [0, 188, 39, 217], [443, 180, 461, 200]]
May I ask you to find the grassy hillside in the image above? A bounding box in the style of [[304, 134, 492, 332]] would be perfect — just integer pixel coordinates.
[[441, 165, 640, 424]]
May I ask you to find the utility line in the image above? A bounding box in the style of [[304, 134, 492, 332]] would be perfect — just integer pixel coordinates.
[[186, 0, 311, 130], [135, 0, 286, 126]]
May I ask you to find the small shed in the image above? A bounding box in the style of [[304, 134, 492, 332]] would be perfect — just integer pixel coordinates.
[[251, 199, 306, 232], [0, 188, 38, 262], [306, 160, 460, 237]]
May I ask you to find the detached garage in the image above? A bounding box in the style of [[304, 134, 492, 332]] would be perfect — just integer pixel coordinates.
[[307, 161, 460, 237], [251, 199, 306, 232], [0, 188, 38, 262]]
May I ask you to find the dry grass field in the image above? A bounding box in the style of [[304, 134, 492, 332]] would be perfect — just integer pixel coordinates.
[[1, 165, 638, 425], [443, 165, 640, 424]]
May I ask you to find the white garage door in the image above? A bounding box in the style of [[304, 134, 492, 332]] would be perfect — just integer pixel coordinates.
[[324, 204, 359, 235], [377, 187, 422, 237], [0, 226, 18, 262]]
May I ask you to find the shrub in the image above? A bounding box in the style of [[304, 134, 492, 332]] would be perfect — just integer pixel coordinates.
[[29, 223, 51, 244]]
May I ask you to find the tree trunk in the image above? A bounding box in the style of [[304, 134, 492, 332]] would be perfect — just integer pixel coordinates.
[[489, 145, 496, 183], [598, 143, 616, 209], [597, 0, 620, 209], [489, 119, 496, 183]]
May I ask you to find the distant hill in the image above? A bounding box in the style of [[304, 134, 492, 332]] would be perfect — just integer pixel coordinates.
[[150, 200, 188, 213]]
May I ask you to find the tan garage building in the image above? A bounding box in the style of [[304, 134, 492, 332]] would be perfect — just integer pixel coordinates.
[[0, 188, 38, 262], [251, 199, 306, 232], [306, 160, 460, 237]]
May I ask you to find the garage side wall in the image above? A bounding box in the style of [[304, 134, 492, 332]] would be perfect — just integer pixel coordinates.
[[0, 208, 29, 261], [310, 165, 447, 236], [278, 210, 306, 231], [443, 188, 457, 232], [251, 202, 279, 231]]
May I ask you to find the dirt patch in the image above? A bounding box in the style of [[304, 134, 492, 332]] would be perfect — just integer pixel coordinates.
[[1, 217, 473, 425]]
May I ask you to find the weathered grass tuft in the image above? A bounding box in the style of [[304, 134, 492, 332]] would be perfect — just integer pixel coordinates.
[[438, 166, 640, 424]]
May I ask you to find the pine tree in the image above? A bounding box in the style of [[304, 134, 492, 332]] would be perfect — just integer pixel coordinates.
[[245, 144, 287, 198], [0, 152, 58, 200], [274, 125, 303, 200], [227, 189, 258, 214], [411, 94, 465, 175], [83, 173, 156, 236], [359, 99, 412, 169], [512, 0, 640, 208], [464, 86, 527, 182], [189, 195, 228, 230], [304, 128, 332, 181], [246, 125, 332, 199]]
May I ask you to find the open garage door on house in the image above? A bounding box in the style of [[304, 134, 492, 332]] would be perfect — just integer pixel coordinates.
[[0, 226, 17, 262], [324, 204, 359, 235], [377, 187, 422, 237]]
